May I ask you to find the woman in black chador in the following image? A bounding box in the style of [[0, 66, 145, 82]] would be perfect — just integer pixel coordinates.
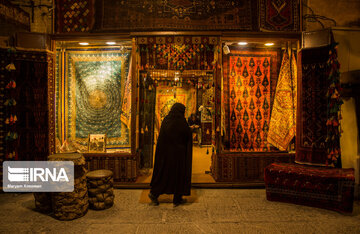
[[149, 103, 192, 207]]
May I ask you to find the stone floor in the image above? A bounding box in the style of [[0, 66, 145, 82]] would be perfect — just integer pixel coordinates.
[[0, 189, 360, 234]]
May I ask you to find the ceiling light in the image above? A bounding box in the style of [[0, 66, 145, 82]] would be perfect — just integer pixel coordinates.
[[106, 42, 116, 45], [79, 42, 89, 46], [264, 43, 274, 46], [238, 42, 248, 45]]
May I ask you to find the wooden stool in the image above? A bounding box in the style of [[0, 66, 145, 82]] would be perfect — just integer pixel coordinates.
[[48, 153, 88, 220], [86, 169, 114, 210], [33, 192, 52, 213]]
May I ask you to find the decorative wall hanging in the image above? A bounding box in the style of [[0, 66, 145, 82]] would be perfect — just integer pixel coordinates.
[[1, 48, 54, 161], [3, 48, 18, 160], [154, 86, 196, 138], [202, 85, 215, 107], [95, 0, 257, 31], [55, 47, 131, 149], [138, 36, 218, 71], [121, 58, 132, 130], [267, 50, 297, 151], [326, 41, 342, 168], [296, 46, 330, 166], [223, 49, 281, 152], [55, 0, 95, 33], [259, 0, 300, 31]]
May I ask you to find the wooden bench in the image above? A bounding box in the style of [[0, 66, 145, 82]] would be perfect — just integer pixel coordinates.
[[264, 163, 355, 213]]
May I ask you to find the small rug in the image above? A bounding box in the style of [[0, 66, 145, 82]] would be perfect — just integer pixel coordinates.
[[259, 0, 300, 31], [139, 189, 199, 204]]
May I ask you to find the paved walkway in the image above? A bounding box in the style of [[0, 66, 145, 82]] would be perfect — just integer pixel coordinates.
[[0, 189, 360, 233]]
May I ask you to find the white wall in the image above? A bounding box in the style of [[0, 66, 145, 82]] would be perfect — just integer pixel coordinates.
[[333, 29, 360, 196]]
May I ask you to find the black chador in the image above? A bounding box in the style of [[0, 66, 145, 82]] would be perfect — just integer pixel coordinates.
[[149, 103, 193, 206]]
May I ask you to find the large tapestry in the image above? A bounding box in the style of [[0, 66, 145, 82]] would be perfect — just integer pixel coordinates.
[[267, 50, 297, 151], [155, 86, 196, 138], [224, 50, 280, 152], [55, 48, 131, 148], [95, 0, 257, 31], [259, 0, 300, 31], [55, 0, 95, 33]]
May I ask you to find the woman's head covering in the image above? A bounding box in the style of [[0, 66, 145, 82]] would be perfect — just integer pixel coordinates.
[[168, 103, 186, 117]]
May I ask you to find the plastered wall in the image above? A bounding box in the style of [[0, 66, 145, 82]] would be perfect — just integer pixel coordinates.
[[304, 0, 360, 31], [11, 0, 53, 34], [334, 30, 360, 171]]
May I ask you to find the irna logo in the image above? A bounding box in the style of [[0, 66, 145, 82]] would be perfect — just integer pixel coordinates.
[[3, 161, 74, 192], [8, 166, 69, 182]]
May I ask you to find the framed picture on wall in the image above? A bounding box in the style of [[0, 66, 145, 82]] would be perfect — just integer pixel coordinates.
[[88, 134, 106, 153]]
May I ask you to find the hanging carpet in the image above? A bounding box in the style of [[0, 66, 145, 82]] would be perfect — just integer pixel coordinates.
[[228, 51, 279, 151], [267, 50, 297, 151], [55, 48, 131, 148], [259, 0, 300, 31], [155, 86, 196, 140]]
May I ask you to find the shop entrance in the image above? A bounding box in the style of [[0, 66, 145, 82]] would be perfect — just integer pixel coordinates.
[[138, 70, 215, 183]]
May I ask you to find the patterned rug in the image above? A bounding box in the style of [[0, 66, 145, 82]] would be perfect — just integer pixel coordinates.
[[121, 57, 132, 129], [55, 48, 131, 148], [227, 51, 279, 151], [96, 0, 257, 31], [138, 36, 217, 71], [267, 50, 297, 151], [259, 0, 300, 31], [155, 86, 196, 138], [296, 47, 330, 165]]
